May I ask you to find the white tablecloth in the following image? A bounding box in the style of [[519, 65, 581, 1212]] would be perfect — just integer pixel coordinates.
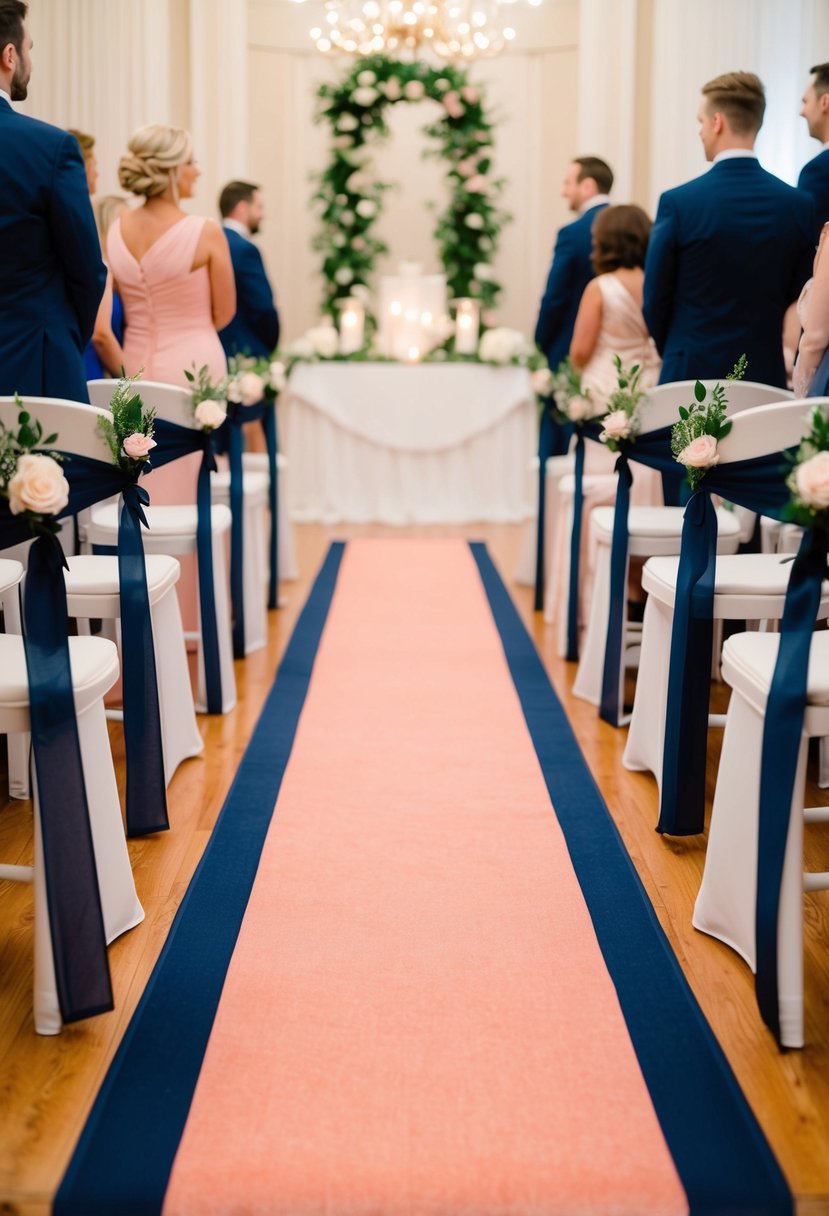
[[283, 362, 537, 525]]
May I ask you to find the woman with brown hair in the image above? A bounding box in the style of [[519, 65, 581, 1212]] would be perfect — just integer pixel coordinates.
[[569, 203, 661, 405]]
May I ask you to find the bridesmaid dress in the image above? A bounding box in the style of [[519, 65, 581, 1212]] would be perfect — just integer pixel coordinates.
[[108, 213, 228, 627]]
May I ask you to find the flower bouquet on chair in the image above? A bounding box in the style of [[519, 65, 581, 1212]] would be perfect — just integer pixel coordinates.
[[0, 396, 68, 537], [669, 354, 747, 490]]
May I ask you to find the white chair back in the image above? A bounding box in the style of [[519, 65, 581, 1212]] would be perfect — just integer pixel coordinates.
[[0, 395, 113, 464], [638, 379, 792, 436], [717, 397, 829, 464], [87, 379, 195, 431]]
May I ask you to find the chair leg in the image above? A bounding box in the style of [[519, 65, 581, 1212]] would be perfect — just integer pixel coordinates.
[[31, 795, 61, 1035], [151, 587, 204, 781], [195, 529, 237, 715], [572, 542, 616, 708], [623, 594, 673, 789], [241, 497, 267, 654]]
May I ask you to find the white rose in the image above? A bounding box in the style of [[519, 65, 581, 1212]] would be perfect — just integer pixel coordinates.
[[8, 453, 69, 517], [350, 284, 371, 304], [531, 367, 553, 396], [335, 266, 354, 285], [333, 135, 353, 149], [464, 213, 484, 230], [237, 371, 266, 406], [600, 408, 632, 442], [357, 69, 376, 86], [307, 325, 340, 358], [194, 398, 228, 430], [568, 395, 590, 422], [383, 78, 402, 100], [351, 86, 378, 106], [288, 336, 314, 358], [434, 77, 450, 92], [337, 114, 358, 132], [340, 210, 355, 226], [795, 450, 829, 509], [473, 262, 493, 281], [332, 233, 346, 248], [478, 326, 525, 364], [677, 433, 719, 469], [269, 361, 286, 392], [404, 80, 425, 100], [355, 198, 377, 219]]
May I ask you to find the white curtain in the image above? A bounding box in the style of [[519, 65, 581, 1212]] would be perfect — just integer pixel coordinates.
[[578, 0, 638, 203]]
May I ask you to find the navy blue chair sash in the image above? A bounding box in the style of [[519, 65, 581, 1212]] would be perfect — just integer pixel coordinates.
[[565, 420, 604, 661], [64, 455, 169, 838], [657, 450, 795, 836], [20, 530, 113, 1024], [262, 404, 279, 611], [152, 419, 223, 714], [598, 424, 679, 726], [533, 404, 556, 611], [756, 528, 828, 1045]]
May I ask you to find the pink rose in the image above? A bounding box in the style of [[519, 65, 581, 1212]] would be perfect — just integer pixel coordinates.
[[531, 368, 553, 396], [568, 396, 590, 422], [464, 174, 488, 193], [795, 450, 829, 509], [600, 409, 632, 441], [8, 453, 70, 516], [456, 157, 477, 177], [462, 85, 479, 104], [677, 433, 719, 469], [442, 91, 465, 119], [122, 432, 156, 461]]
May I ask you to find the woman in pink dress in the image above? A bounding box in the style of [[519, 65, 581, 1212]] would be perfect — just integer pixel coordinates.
[[109, 123, 236, 628], [547, 204, 662, 638]]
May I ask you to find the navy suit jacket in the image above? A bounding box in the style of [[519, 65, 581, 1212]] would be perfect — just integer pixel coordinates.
[[534, 203, 607, 370], [219, 226, 280, 359], [0, 98, 105, 403], [644, 158, 814, 388], [798, 147, 829, 239]]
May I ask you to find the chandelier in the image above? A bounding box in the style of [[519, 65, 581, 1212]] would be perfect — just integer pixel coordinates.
[[309, 0, 517, 60]]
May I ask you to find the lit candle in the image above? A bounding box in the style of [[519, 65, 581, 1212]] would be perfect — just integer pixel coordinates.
[[454, 298, 480, 354], [406, 345, 421, 363], [339, 297, 365, 355]]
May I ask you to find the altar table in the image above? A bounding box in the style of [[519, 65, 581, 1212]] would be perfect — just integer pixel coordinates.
[[283, 362, 536, 525]]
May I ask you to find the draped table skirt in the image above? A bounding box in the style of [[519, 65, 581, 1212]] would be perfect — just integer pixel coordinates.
[[283, 362, 537, 525]]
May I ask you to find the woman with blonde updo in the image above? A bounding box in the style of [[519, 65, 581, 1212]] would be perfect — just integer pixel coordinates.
[[109, 122, 234, 393], [109, 123, 235, 627]]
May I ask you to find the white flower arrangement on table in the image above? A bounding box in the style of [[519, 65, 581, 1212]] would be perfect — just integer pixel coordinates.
[[225, 354, 288, 405], [0, 396, 69, 534], [670, 355, 746, 491], [184, 364, 229, 431], [599, 355, 647, 451], [785, 403, 829, 529], [549, 357, 596, 424], [98, 373, 157, 475]]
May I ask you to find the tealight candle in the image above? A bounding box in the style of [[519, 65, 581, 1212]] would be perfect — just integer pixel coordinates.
[[339, 298, 365, 356], [454, 298, 480, 354]]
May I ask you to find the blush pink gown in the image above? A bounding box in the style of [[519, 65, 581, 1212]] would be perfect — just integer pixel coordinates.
[[108, 213, 228, 628]]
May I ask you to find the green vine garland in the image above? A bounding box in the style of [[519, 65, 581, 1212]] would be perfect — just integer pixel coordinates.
[[312, 54, 510, 323]]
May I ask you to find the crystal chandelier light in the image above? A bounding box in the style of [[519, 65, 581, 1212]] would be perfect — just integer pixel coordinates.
[[309, 0, 517, 61]]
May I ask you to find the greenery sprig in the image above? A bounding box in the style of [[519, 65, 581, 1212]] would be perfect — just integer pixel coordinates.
[[98, 372, 157, 476], [670, 354, 747, 490], [599, 355, 646, 451], [549, 356, 595, 423], [784, 403, 829, 534], [312, 54, 510, 324], [184, 364, 229, 431]]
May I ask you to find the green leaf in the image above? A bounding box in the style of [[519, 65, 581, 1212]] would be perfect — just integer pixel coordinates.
[[678, 406, 689, 420], [719, 420, 732, 439], [694, 381, 706, 403]]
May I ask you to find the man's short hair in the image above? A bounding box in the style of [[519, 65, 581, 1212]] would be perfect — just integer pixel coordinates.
[[0, 0, 27, 56], [701, 71, 766, 135], [810, 63, 829, 97], [219, 180, 260, 218], [573, 156, 614, 196]]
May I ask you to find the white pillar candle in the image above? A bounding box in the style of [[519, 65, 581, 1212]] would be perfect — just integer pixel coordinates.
[[454, 298, 480, 355], [339, 298, 365, 356]]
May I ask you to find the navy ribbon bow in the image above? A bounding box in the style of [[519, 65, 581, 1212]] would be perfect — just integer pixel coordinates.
[[657, 451, 795, 836], [23, 530, 113, 1023], [152, 419, 224, 714], [755, 527, 828, 1045]]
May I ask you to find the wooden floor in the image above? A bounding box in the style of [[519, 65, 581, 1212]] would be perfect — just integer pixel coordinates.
[[2, 522, 829, 1215]]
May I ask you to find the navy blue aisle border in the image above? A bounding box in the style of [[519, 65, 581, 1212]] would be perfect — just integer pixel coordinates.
[[54, 542, 346, 1216], [469, 542, 791, 1216]]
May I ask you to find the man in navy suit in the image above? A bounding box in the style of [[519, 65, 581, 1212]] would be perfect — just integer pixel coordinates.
[[0, 0, 105, 403], [218, 181, 280, 359], [644, 71, 814, 390], [534, 156, 613, 372], [799, 61, 829, 237]]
